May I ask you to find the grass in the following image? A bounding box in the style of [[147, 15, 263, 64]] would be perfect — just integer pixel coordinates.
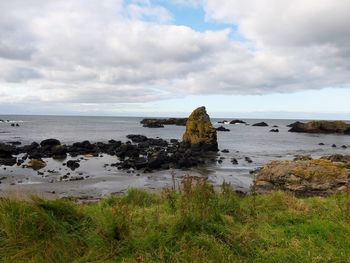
[[0, 177, 350, 262]]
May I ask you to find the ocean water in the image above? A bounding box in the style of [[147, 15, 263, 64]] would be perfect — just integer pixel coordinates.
[[0, 115, 349, 198]]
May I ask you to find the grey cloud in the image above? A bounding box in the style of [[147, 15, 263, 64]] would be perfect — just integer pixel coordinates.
[[0, 0, 350, 112], [3, 67, 42, 83]]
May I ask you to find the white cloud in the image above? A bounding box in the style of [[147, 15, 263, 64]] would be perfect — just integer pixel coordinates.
[[0, 0, 349, 113]]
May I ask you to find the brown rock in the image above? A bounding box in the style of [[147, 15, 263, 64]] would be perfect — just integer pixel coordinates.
[[182, 106, 218, 151], [255, 158, 349, 196], [27, 159, 47, 170]]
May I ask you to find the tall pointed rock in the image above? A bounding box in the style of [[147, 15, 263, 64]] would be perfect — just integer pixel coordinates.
[[182, 106, 218, 151]]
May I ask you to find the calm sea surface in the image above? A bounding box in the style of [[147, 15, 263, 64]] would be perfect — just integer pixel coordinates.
[[0, 115, 349, 197]]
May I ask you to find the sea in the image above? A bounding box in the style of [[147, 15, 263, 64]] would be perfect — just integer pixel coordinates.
[[0, 115, 349, 199]]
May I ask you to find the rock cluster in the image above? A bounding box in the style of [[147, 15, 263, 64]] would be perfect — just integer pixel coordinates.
[[288, 120, 350, 134], [255, 155, 350, 196], [0, 107, 220, 172], [182, 106, 218, 152]]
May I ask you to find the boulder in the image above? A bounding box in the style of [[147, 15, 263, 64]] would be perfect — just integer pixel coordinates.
[[27, 159, 47, 170], [0, 143, 16, 158], [288, 120, 350, 134], [67, 160, 80, 170], [52, 145, 68, 160], [40, 139, 61, 147], [255, 157, 350, 196], [182, 106, 218, 152], [269, 129, 279, 133]]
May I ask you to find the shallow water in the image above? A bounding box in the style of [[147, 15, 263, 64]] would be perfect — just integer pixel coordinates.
[[0, 115, 349, 199]]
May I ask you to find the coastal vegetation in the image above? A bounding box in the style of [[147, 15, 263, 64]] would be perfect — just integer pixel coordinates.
[[1, 178, 350, 262]]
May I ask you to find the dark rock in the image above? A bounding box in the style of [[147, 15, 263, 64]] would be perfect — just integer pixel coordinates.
[[319, 143, 325, 146], [218, 120, 228, 124], [141, 118, 187, 126], [287, 121, 303, 128], [332, 144, 337, 148], [66, 160, 80, 170], [342, 145, 347, 149], [245, 157, 253, 163], [0, 157, 17, 166], [126, 134, 148, 143], [252, 122, 268, 127], [269, 129, 279, 133], [231, 158, 238, 165], [52, 145, 68, 159], [40, 138, 61, 147], [0, 143, 16, 158], [221, 149, 229, 153], [216, 126, 230, 132], [7, 141, 21, 146], [230, 120, 247, 125], [143, 122, 164, 128]]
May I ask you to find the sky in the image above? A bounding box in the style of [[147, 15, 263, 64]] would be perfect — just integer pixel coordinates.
[[1, 0, 350, 119]]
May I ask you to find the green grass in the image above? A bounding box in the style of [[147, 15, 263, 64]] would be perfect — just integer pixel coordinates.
[[0, 179, 350, 262]]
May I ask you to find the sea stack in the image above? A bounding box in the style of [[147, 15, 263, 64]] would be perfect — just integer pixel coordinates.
[[182, 106, 218, 151]]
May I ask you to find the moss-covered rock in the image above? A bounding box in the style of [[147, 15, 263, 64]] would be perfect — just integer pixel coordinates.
[[255, 156, 350, 196], [182, 106, 218, 151], [288, 120, 350, 134]]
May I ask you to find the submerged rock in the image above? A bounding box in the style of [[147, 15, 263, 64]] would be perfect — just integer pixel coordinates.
[[252, 122, 269, 127], [230, 120, 248, 125], [255, 157, 350, 196], [288, 120, 350, 134], [216, 126, 230, 132], [182, 106, 218, 152]]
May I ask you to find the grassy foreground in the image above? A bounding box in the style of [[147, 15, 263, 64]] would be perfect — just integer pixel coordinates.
[[1, 178, 350, 262]]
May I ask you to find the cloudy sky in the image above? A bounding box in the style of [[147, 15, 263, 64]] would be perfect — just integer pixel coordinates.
[[1, 0, 350, 118]]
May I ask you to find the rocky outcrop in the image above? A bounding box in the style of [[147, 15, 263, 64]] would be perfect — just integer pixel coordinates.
[[142, 121, 164, 128], [288, 120, 350, 134], [252, 122, 269, 127], [255, 156, 350, 196], [182, 107, 218, 151], [141, 118, 187, 127]]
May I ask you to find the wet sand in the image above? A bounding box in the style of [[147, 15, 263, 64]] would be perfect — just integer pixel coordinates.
[[0, 153, 254, 201]]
